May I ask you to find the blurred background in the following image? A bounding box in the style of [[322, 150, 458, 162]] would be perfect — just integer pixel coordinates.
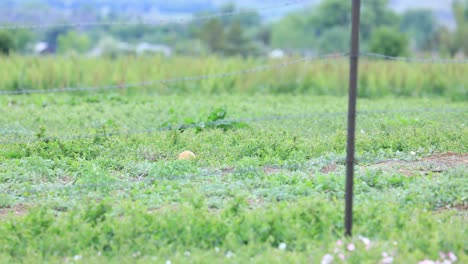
[[0, 0, 466, 58]]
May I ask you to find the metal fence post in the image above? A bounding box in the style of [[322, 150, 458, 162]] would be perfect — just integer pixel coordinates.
[[345, 0, 361, 237]]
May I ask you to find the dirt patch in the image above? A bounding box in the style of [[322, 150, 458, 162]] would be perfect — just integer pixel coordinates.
[[147, 203, 180, 214], [0, 204, 29, 218], [59, 175, 74, 184], [221, 167, 235, 174], [437, 203, 468, 212], [435, 203, 468, 219], [247, 197, 265, 207], [365, 152, 467, 176], [452, 204, 468, 211], [421, 152, 468, 166], [320, 163, 338, 174], [263, 166, 284, 175]]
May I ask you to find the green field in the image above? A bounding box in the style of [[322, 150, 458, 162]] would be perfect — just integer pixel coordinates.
[[0, 57, 467, 263]]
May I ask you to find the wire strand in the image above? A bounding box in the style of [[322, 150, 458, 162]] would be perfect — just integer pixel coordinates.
[[1, 51, 467, 97], [361, 52, 468, 64], [0, 53, 345, 96]]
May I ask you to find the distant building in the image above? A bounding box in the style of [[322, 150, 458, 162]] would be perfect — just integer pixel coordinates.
[[454, 51, 466, 60], [136, 42, 172, 56], [88, 39, 172, 57], [88, 39, 133, 57], [34, 42, 55, 55], [269, 49, 285, 59]]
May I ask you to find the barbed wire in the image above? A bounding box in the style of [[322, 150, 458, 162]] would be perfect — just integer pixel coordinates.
[[0, 53, 345, 96], [361, 52, 468, 64], [0, 107, 465, 145], [2, 51, 467, 97], [0, 52, 468, 96], [0, 0, 310, 30]]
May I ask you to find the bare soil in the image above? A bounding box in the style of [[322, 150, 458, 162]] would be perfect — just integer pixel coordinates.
[[263, 165, 284, 175], [320, 163, 338, 174], [0, 204, 29, 218], [364, 152, 467, 176]]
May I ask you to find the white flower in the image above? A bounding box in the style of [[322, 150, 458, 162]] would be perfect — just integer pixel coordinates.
[[226, 251, 234, 258], [448, 252, 458, 262], [184, 251, 191, 257], [215, 247, 220, 253], [73, 255, 82, 261], [381, 256, 394, 264], [321, 254, 334, 264], [347, 243, 356, 251], [439, 252, 447, 259], [418, 260, 435, 264], [166, 260, 171, 264], [278, 243, 287, 250], [358, 235, 371, 250], [410, 151, 416, 156], [358, 235, 370, 246]]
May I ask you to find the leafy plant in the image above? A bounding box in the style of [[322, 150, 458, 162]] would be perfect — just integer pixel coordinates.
[[178, 107, 248, 133], [0, 31, 14, 55], [370, 27, 409, 56]]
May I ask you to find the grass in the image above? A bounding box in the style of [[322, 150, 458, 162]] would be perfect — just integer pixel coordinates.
[[0, 55, 466, 99], [0, 56, 467, 263]]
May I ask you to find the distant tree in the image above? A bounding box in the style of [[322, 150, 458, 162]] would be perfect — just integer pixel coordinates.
[[199, 18, 225, 53], [317, 26, 350, 53], [400, 9, 437, 51], [254, 26, 272, 46], [452, 0, 468, 55], [312, 0, 351, 29], [0, 31, 14, 55], [271, 0, 399, 52], [361, 0, 400, 40], [210, 3, 261, 28], [271, 0, 351, 50], [370, 27, 408, 56], [224, 20, 250, 56], [432, 26, 458, 56], [44, 28, 68, 51], [271, 13, 314, 49], [14, 30, 34, 52], [57, 31, 91, 54]]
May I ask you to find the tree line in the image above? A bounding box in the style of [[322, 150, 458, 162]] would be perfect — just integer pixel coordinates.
[[0, 0, 467, 57]]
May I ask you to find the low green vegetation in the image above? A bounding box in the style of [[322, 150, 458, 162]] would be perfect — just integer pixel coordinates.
[[0, 91, 466, 262], [1, 0, 466, 262]]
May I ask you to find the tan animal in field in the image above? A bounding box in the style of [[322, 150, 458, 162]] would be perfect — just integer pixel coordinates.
[[178, 150, 196, 160]]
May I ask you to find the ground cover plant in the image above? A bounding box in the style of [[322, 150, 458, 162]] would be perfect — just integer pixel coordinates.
[[0, 56, 467, 263]]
